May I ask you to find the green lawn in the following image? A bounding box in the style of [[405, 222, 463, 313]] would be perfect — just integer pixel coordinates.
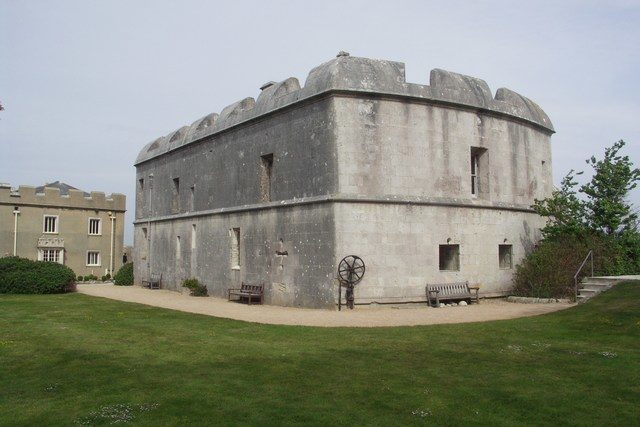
[[1, 283, 639, 426]]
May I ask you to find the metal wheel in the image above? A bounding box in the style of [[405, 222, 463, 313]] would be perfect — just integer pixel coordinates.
[[337, 255, 365, 285]]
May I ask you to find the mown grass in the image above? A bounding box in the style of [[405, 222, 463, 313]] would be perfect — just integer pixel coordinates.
[[1, 282, 639, 426]]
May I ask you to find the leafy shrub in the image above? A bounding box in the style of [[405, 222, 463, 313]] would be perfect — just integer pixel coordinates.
[[182, 278, 208, 296], [512, 233, 637, 299], [101, 274, 111, 282], [0, 256, 76, 294], [114, 263, 134, 286], [77, 275, 84, 282], [84, 274, 98, 281]]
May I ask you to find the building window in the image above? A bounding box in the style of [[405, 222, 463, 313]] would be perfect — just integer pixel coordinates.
[[88, 218, 101, 235], [172, 177, 180, 213], [176, 236, 181, 259], [87, 251, 100, 266], [42, 249, 61, 263], [230, 227, 240, 269], [190, 185, 195, 211], [137, 178, 145, 218], [439, 244, 460, 271], [43, 215, 58, 234], [470, 147, 488, 197], [260, 153, 274, 202], [499, 244, 513, 269], [191, 224, 196, 250]]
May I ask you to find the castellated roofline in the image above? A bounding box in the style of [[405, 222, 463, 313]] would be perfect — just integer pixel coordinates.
[[0, 184, 126, 212], [135, 54, 554, 165]]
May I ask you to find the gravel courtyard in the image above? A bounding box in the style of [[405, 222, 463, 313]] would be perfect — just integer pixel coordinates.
[[77, 284, 572, 327]]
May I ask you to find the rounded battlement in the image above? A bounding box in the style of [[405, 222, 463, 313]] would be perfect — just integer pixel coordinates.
[[135, 54, 554, 165]]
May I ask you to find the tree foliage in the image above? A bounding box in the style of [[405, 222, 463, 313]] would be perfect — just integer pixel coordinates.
[[533, 140, 639, 239], [519, 140, 640, 298], [581, 140, 640, 235], [533, 170, 586, 239]]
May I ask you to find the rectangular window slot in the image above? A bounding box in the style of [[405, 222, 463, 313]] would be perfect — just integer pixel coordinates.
[[230, 227, 240, 269], [191, 224, 196, 250], [499, 244, 513, 269], [43, 215, 58, 234], [176, 236, 181, 259], [260, 153, 274, 202], [88, 218, 101, 235], [87, 251, 100, 266], [172, 177, 180, 213], [190, 185, 195, 211], [439, 244, 460, 271], [470, 147, 488, 198]]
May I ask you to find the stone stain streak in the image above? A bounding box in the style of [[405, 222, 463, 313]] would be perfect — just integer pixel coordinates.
[[133, 52, 554, 308]]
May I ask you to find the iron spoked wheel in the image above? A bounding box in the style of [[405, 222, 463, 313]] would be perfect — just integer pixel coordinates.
[[337, 255, 365, 285]]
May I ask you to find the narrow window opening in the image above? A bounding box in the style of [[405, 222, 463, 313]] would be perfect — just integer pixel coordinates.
[[172, 177, 180, 213], [499, 244, 513, 269], [230, 227, 240, 269], [43, 215, 58, 233], [439, 244, 460, 271], [88, 218, 101, 235], [190, 185, 195, 211], [176, 236, 181, 259], [191, 224, 196, 250], [470, 147, 488, 198], [142, 227, 148, 239], [260, 154, 274, 202], [87, 251, 100, 266]]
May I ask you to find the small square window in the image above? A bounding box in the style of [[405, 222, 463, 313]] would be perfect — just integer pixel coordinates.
[[87, 251, 100, 266], [43, 215, 58, 233], [439, 244, 460, 271], [499, 244, 513, 269], [88, 218, 101, 235]]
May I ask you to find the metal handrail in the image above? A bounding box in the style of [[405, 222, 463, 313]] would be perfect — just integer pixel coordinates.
[[573, 250, 594, 301]]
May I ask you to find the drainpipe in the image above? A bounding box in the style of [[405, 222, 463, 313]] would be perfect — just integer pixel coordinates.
[[13, 206, 20, 255], [109, 212, 116, 277]]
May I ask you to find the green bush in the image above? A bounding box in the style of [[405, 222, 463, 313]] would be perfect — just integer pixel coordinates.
[[182, 278, 208, 296], [77, 275, 84, 282], [512, 233, 637, 299], [0, 256, 76, 294], [114, 263, 134, 286], [84, 274, 98, 281], [101, 274, 111, 282]]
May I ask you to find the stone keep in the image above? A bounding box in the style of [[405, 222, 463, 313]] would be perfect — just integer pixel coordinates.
[[134, 53, 554, 309]]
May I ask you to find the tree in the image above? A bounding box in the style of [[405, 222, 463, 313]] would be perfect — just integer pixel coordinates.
[[581, 140, 640, 235], [533, 169, 587, 239]]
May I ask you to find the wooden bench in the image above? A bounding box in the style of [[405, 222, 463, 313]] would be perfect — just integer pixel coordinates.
[[228, 282, 264, 305], [426, 281, 479, 307], [142, 273, 162, 290]]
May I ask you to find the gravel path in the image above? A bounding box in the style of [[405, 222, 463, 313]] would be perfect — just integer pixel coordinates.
[[77, 284, 573, 328]]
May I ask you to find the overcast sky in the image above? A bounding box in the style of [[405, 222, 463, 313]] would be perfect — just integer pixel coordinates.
[[1, 0, 639, 245]]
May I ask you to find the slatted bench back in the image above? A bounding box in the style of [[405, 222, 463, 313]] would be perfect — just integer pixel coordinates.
[[240, 283, 264, 293], [426, 281, 470, 296]]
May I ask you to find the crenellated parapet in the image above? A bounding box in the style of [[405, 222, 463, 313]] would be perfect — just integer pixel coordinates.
[[135, 52, 554, 165], [0, 184, 126, 212]]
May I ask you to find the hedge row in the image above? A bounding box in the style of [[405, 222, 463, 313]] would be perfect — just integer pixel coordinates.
[[0, 256, 76, 294]]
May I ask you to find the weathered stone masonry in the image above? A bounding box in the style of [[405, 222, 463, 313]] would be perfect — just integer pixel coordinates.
[[134, 53, 554, 309]]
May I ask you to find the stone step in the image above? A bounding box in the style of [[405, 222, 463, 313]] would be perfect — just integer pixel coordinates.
[[584, 277, 619, 285], [578, 288, 599, 297], [581, 283, 611, 291]]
